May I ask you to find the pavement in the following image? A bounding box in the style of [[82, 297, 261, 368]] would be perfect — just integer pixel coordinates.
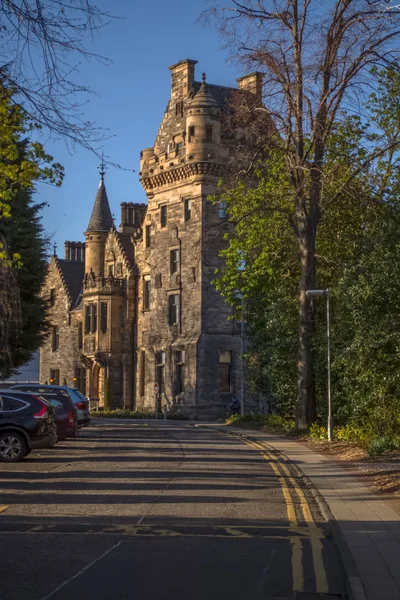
[[0, 419, 346, 600], [212, 424, 400, 600]]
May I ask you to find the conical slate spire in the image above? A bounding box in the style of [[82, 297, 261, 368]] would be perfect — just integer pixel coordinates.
[[189, 73, 219, 109], [86, 177, 114, 232]]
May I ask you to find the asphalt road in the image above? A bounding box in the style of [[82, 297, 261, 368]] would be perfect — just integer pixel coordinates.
[[0, 420, 346, 600]]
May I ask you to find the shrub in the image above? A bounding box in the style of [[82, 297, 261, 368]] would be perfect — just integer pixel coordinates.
[[95, 409, 156, 419], [367, 435, 400, 456], [226, 414, 295, 434]]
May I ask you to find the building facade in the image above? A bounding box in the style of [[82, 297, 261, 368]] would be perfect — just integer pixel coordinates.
[[40, 59, 259, 419]]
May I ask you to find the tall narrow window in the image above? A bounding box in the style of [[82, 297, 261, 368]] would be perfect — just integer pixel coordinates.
[[100, 303, 108, 333], [188, 125, 195, 142], [50, 369, 60, 386], [218, 199, 227, 219], [206, 125, 213, 142], [145, 224, 151, 248], [91, 304, 97, 333], [78, 322, 83, 349], [139, 350, 146, 397], [218, 350, 232, 393], [51, 326, 59, 352], [155, 351, 165, 395], [168, 294, 179, 326], [175, 101, 183, 117], [184, 198, 191, 222], [85, 305, 91, 334], [143, 276, 151, 310], [175, 350, 185, 395], [160, 205, 168, 228], [170, 249, 179, 275], [49, 288, 56, 307]]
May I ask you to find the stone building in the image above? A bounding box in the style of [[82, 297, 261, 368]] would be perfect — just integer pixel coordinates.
[[40, 59, 260, 419]]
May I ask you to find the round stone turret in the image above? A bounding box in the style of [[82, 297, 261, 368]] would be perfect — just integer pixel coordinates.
[[185, 73, 221, 162]]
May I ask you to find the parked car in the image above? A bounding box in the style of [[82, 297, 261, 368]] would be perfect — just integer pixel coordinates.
[[0, 390, 58, 462], [11, 385, 79, 440], [63, 388, 91, 428]]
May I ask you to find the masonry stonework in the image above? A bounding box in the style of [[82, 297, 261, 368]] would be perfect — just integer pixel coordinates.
[[40, 59, 259, 419]]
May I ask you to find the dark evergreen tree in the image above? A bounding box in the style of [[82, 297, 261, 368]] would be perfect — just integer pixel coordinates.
[[0, 187, 49, 378]]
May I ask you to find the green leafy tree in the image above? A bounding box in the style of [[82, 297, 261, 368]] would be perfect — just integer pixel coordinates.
[[207, 0, 400, 430], [0, 85, 63, 378]]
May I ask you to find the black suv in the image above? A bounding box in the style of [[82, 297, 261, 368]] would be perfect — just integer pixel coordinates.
[[0, 390, 58, 462]]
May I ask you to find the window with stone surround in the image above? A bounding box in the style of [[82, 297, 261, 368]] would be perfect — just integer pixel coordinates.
[[78, 322, 83, 349], [51, 325, 59, 352], [155, 351, 165, 395], [184, 197, 191, 221], [218, 200, 227, 220], [188, 125, 195, 142], [139, 350, 146, 397], [160, 205, 168, 228], [218, 350, 232, 393], [175, 350, 185, 395], [73, 367, 86, 394], [175, 101, 183, 117], [168, 294, 179, 326], [206, 125, 213, 142], [85, 304, 97, 334], [49, 288, 56, 307], [100, 303, 108, 333], [145, 224, 151, 248], [143, 276, 151, 311], [170, 249, 179, 275], [50, 369, 60, 386]]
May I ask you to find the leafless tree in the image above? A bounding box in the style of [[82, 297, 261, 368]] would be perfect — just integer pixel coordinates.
[[204, 0, 400, 430], [0, 1, 114, 151]]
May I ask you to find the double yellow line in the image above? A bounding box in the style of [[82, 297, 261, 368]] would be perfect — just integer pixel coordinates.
[[244, 438, 328, 594]]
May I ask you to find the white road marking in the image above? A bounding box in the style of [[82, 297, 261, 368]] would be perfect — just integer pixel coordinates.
[[40, 541, 122, 600]]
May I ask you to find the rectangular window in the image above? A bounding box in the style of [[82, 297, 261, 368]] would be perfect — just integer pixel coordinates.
[[74, 367, 86, 394], [50, 288, 56, 307], [206, 125, 213, 142], [218, 199, 227, 220], [100, 303, 108, 333], [145, 224, 151, 248], [78, 322, 83, 350], [91, 304, 97, 334], [160, 205, 168, 228], [218, 350, 232, 393], [188, 125, 195, 142], [85, 305, 91, 334], [139, 350, 146, 397], [184, 198, 191, 222], [168, 294, 179, 326], [170, 249, 179, 275], [51, 326, 59, 352], [175, 350, 185, 395], [50, 369, 60, 386], [108, 264, 114, 277], [175, 142, 183, 154], [143, 276, 151, 310], [175, 101, 183, 117], [156, 351, 165, 395]]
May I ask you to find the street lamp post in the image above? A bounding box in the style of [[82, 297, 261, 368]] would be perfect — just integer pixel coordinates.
[[306, 288, 332, 441]]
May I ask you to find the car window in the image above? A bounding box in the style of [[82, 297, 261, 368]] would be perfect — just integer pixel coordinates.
[[0, 396, 29, 412], [35, 395, 63, 410], [67, 389, 87, 404]]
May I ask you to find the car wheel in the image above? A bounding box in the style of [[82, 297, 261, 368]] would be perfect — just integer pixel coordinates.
[[0, 431, 28, 462]]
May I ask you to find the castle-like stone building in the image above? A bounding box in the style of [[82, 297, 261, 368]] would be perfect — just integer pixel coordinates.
[[41, 59, 261, 419]]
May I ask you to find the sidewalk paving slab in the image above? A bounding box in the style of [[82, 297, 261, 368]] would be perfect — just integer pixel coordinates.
[[207, 425, 400, 600]]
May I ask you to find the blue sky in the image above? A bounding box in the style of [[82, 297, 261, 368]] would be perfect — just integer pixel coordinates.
[[37, 0, 241, 254]]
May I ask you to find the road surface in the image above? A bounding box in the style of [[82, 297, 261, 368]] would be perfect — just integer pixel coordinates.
[[0, 420, 346, 599]]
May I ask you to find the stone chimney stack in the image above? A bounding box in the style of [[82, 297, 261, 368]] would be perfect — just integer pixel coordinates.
[[169, 59, 198, 97], [64, 241, 70, 260], [236, 72, 264, 104]]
